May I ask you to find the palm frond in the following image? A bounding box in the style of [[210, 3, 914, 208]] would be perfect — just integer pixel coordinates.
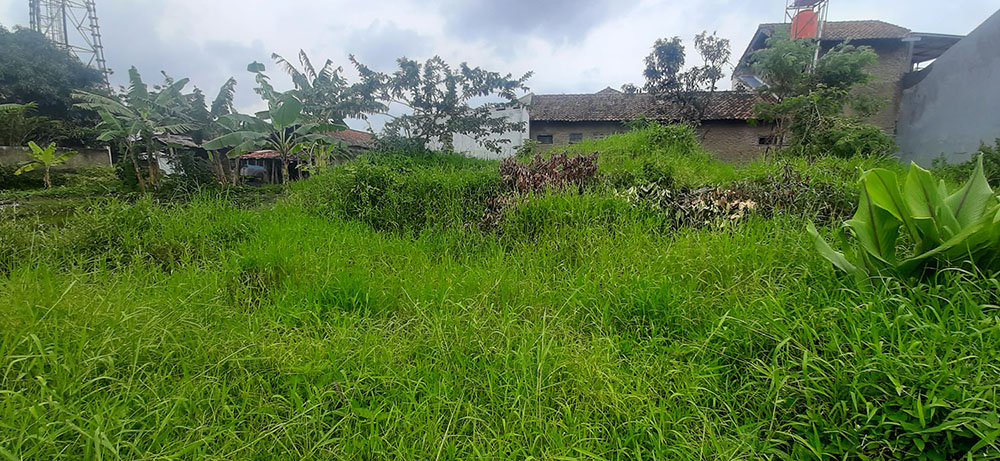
[[272, 53, 311, 90], [154, 77, 191, 105], [73, 91, 131, 117], [211, 78, 238, 117], [299, 50, 318, 82], [126, 67, 151, 111]]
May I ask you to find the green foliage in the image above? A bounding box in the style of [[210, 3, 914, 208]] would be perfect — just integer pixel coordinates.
[[934, 139, 1000, 187], [0, 102, 52, 146], [810, 157, 1000, 278], [0, 26, 104, 120], [750, 32, 888, 157], [13, 141, 78, 188], [632, 31, 733, 121], [75, 68, 197, 192], [271, 50, 383, 125], [289, 152, 500, 234], [564, 121, 731, 187], [4, 133, 1000, 459], [350, 55, 532, 153], [0, 26, 104, 147], [203, 63, 347, 186]]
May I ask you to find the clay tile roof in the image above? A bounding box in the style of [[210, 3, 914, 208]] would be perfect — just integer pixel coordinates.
[[759, 20, 912, 41], [529, 91, 764, 122], [327, 129, 374, 148]]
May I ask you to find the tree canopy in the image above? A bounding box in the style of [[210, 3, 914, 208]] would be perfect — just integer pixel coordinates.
[[750, 32, 892, 157], [0, 26, 105, 119], [351, 55, 532, 154]]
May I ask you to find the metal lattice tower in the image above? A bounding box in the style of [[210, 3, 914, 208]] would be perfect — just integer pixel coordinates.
[[29, 0, 110, 87]]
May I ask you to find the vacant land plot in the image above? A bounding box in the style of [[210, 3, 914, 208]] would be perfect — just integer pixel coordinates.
[[2, 128, 998, 459]]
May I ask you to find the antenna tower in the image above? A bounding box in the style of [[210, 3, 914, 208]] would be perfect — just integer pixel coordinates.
[[29, 0, 110, 87]]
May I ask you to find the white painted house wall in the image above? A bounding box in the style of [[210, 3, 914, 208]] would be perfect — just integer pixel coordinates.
[[429, 95, 531, 160]]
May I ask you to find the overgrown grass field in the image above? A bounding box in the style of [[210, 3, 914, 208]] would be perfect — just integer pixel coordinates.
[[2, 127, 998, 459]]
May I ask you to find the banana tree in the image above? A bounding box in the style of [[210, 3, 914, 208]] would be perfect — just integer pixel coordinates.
[[203, 91, 344, 185], [809, 157, 1000, 279], [74, 67, 194, 191], [14, 141, 78, 188]]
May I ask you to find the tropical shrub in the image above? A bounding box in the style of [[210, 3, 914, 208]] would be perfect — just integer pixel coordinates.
[[14, 141, 79, 188], [809, 157, 1000, 278]]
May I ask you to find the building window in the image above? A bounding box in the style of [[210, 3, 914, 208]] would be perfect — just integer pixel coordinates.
[[759, 135, 779, 146], [537, 135, 553, 144], [569, 133, 584, 144]]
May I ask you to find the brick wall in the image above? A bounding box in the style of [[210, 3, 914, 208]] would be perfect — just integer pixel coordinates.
[[529, 120, 774, 163], [529, 121, 628, 147], [698, 121, 775, 163], [822, 39, 910, 133]]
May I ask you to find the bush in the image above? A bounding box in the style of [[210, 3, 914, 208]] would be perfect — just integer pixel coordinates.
[[292, 158, 501, 234], [934, 139, 1000, 187], [563, 121, 735, 187]]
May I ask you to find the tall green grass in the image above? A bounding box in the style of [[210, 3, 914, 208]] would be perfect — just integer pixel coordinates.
[[1, 134, 998, 458]]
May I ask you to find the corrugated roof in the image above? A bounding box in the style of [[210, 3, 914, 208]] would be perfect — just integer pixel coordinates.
[[529, 91, 764, 122]]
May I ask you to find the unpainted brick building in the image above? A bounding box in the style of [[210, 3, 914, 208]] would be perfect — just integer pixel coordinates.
[[527, 90, 776, 163], [734, 20, 963, 133]]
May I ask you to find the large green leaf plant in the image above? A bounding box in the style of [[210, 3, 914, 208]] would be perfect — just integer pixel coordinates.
[[14, 141, 78, 189], [203, 63, 344, 185], [809, 157, 1000, 278]]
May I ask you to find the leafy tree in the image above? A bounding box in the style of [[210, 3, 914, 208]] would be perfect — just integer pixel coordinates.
[[75, 68, 194, 191], [0, 25, 105, 145], [14, 141, 78, 188], [271, 50, 384, 126], [203, 63, 345, 185], [642, 37, 686, 96], [620, 83, 641, 95], [691, 31, 732, 93], [750, 31, 889, 156], [350, 55, 532, 154], [631, 32, 733, 122]]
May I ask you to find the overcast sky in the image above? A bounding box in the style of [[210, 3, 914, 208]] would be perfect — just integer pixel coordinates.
[[1, 0, 996, 130]]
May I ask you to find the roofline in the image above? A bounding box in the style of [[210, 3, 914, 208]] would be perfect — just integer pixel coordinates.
[[908, 32, 965, 39]]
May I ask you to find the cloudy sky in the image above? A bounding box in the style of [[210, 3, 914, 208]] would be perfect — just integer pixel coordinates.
[[1, 0, 996, 130]]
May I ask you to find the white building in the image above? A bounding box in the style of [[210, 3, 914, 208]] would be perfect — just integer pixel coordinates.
[[429, 95, 531, 160]]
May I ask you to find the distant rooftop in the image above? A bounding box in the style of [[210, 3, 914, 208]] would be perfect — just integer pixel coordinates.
[[529, 91, 765, 123]]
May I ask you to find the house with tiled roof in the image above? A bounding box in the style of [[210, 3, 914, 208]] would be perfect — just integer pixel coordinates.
[[733, 20, 963, 132], [526, 89, 776, 162]]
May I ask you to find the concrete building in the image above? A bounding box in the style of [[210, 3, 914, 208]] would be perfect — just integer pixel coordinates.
[[734, 20, 963, 133], [896, 9, 1000, 166], [428, 97, 531, 160], [527, 89, 775, 163]]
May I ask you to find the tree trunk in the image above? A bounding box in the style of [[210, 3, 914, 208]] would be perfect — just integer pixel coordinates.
[[44, 167, 51, 189], [146, 138, 159, 190], [129, 149, 147, 193], [281, 155, 290, 186]]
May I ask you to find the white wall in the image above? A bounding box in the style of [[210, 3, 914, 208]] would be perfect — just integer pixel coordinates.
[[428, 95, 531, 160], [896, 9, 1000, 166]]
